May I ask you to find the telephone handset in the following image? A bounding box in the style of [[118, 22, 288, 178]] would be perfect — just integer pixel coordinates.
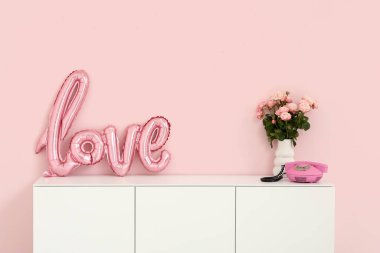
[[285, 161, 327, 172]]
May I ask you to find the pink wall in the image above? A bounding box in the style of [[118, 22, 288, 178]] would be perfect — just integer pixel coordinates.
[[1, 0, 379, 252]]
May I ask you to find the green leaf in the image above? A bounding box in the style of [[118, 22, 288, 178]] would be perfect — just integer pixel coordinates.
[[303, 122, 310, 131], [263, 118, 271, 127], [277, 120, 284, 127]]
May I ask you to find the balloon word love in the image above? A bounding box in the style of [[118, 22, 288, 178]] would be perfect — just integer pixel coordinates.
[[35, 70, 171, 177]]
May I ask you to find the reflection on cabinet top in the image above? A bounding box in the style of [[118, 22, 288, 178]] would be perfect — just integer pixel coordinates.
[[34, 175, 334, 187]]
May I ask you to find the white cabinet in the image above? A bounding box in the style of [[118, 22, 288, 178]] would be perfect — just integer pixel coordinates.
[[33, 186, 134, 253], [136, 187, 235, 253], [236, 187, 335, 253], [33, 175, 335, 253]]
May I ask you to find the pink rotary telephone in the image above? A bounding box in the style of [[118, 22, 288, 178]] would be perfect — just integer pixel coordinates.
[[285, 161, 328, 183]]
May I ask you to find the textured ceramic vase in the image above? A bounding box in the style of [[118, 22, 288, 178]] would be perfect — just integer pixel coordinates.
[[273, 139, 295, 175]]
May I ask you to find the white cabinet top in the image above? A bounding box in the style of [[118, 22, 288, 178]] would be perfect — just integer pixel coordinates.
[[34, 175, 333, 187]]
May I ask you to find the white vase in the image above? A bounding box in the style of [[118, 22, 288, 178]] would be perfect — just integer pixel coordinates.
[[273, 139, 295, 175]]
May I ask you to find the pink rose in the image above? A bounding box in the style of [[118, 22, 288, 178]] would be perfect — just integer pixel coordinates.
[[299, 100, 311, 113], [256, 111, 264, 119], [286, 102, 298, 112], [256, 101, 266, 115], [271, 119, 276, 124], [270, 91, 287, 101], [258, 100, 267, 109], [280, 112, 291, 121], [302, 95, 315, 105], [302, 95, 317, 109], [275, 106, 289, 116], [286, 97, 293, 103], [267, 100, 276, 108]]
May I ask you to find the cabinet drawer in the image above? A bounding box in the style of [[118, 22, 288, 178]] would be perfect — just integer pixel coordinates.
[[33, 186, 134, 253], [136, 187, 235, 253], [236, 187, 334, 253]]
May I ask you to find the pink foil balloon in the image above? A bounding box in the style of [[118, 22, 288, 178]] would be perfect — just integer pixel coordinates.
[[36, 70, 172, 176], [70, 130, 105, 165], [104, 124, 141, 176], [35, 70, 89, 176], [139, 116, 171, 172]]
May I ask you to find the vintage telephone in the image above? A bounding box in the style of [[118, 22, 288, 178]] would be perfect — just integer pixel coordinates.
[[261, 161, 328, 183]]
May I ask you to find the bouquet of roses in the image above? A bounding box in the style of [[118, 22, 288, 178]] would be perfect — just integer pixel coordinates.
[[256, 91, 318, 147]]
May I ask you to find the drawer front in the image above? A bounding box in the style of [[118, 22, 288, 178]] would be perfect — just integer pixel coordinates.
[[236, 187, 335, 253], [136, 187, 235, 253], [33, 186, 134, 253]]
